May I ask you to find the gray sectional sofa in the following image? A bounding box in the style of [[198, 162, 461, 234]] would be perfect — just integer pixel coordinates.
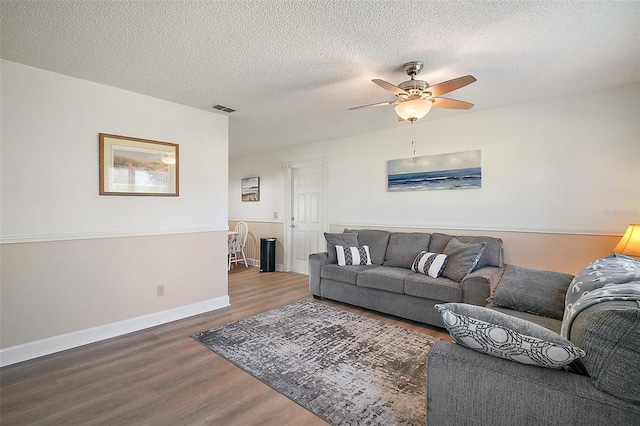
[[427, 254, 640, 425], [308, 229, 505, 327]]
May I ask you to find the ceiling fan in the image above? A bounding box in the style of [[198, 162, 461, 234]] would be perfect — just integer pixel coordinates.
[[349, 61, 476, 122]]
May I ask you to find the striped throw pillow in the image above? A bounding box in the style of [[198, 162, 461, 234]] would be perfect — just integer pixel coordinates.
[[411, 251, 448, 278], [336, 245, 372, 266]]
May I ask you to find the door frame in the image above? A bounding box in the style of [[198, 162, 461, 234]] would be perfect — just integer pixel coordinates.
[[283, 156, 330, 272]]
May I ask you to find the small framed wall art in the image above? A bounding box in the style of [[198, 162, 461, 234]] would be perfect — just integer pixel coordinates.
[[99, 133, 179, 196], [241, 177, 260, 201]]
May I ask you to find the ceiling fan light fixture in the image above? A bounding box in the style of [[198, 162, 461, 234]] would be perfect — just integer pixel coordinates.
[[395, 99, 433, 122]]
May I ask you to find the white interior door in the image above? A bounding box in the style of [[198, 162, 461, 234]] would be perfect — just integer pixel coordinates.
[[290, 165, 324, 274]]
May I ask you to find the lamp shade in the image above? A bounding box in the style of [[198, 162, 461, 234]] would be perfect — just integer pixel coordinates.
[[161, 154, 176, 165], [613, 224, 640, 257], [395, 99, 433, 121]]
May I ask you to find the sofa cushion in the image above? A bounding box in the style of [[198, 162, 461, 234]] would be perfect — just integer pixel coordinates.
[[411, 251, 448, 278], [321, 264, 376, 285], [404, 273, 461, 302], [357, 266, 412, 294], [441, 238, 486, 282], [324, 232, 358, 264], [488, 264, 574, 320], [428, 232, 451, 253], [336, 245, 372, 266], [570, 300, 640, 404], [383, 232, 431, 269], [344, 229, 390, 265], [430, 233, 503, 268], [435, 303, 585, 369]]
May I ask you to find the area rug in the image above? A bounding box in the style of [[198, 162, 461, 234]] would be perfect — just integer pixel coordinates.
[[191, 300, 440, 426]]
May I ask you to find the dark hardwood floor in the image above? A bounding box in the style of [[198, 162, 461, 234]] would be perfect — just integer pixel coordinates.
[[0, 266, 449, 425]]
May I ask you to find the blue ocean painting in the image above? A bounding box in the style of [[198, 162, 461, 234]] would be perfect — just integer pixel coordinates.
[[387, 150, 482, 191]]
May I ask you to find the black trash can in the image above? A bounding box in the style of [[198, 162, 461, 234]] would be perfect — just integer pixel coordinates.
[[260, 238, 276, 272]]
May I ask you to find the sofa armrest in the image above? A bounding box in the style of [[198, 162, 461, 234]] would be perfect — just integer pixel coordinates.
[[427, 342, 640, 426], [460, 266, 504, 306], [308, 252, 329, 296]]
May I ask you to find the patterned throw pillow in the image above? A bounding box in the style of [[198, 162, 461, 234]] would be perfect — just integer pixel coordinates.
[[411, 251, 448, 278], [336, 245, 372, 266], [435, 303, 585, 369]]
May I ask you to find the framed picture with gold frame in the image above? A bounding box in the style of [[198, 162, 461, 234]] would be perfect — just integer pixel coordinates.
[[99, 133, 179, 196]]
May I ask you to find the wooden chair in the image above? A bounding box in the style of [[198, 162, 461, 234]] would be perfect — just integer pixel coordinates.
[[229, 221, 249, 269]]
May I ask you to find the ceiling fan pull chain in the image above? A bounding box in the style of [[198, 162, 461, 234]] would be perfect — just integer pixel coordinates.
[[411, 121, 417, 156]]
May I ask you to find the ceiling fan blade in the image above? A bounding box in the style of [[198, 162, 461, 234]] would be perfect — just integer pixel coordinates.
[[372, 79, 408, 96], [348, 100, 395, 110], [431, 97, 474, 110], [426, 75, 476, 97]]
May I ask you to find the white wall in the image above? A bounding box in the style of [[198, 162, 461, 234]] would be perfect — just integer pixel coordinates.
[[0, 61, 230, 365], [229, 83, 640, 269], [1, 60, 228, 241], [229, 161, 286, 224]]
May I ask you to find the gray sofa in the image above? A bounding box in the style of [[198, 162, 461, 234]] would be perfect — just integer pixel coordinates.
[[308, 229, 505, 327], [427, 255, 640, 425]]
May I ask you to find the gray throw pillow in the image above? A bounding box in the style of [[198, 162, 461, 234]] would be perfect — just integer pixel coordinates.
[[441, 238, 486, 282], [324, 232, 358, 264], [429, 232, 503, 268], [488, 264, 574, 320], [435, 303, 585, 369], [454, 235, 503, 268]]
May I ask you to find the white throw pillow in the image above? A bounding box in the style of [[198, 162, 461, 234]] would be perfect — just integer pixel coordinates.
[[336, 245, 372, 266], [411, 251, 448, 278], [435, 303, 585, 369]]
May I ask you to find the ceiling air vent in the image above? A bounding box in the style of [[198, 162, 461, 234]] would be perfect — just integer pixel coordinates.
[[212, 104, 236, 113]]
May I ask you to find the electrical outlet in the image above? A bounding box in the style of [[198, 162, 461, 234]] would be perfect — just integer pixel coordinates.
[[273, 211, 279, 219], [157, 285, 165, 297]]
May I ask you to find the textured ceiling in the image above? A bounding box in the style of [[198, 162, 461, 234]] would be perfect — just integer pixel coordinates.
[[2, 1, 639, 158]]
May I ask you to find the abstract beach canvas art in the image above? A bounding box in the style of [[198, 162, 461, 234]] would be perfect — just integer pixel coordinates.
[[388, 150, 481, 191]]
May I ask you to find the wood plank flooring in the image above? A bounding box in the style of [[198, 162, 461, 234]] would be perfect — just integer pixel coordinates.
[[0, 266, 450, 425]]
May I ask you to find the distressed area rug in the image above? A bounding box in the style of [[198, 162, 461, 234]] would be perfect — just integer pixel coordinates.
[[191, 300, 439, 426]]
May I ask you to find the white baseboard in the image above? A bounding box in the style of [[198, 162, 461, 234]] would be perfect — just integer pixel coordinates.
[[0, 296, 230, 367], [244, 258, 285, 272]]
